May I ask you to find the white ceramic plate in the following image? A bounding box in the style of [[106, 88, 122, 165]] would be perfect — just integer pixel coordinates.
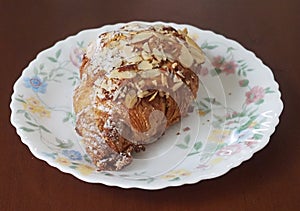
[[10, 21, 283, 190]]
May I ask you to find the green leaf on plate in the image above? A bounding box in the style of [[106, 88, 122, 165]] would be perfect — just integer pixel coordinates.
[[184, 134, 190, 145], [39, 63, 44, 70], [239, 79, 249, 87], [193, 141, 203, 151], [211, 68, 222, 76], [227, 47, 235, 52], [15, 98, 26, 103], [20, 127, 35, 132], [176, 144, 188, 149], [39, 125, 51, 133], [253, 134, 263, 140], [169, 177, 180, 181], [24, 112, 31, 120], [56, 139, 74, 149], [255, 99, 264, 105], [55, 49, 61, 58], [26, 121, 38, 127], [47, 57, 57, 63]]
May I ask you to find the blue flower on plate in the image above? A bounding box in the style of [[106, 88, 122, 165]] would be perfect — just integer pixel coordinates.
[[24, 76, 47, 93], [62, 150, 82, 161]]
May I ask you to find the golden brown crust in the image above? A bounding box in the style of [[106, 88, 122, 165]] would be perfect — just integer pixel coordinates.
[[73, 23, 205, 171]]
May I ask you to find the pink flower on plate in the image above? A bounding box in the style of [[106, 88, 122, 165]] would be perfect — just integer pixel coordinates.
[[199, 67, 208, 76], [70, 47, 84, 68], [212, 56, 224, 68], [245, 86, 265, 104], [211, 56, 237, 75], [216, 144, 242, 156], [222, 60, 237, 75]]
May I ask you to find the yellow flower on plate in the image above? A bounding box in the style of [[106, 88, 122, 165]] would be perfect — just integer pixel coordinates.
[[208, 129, 231, 143], [249, 121, 257, 128], [198, 109, 207, 116], [56, 157, 71, 166], [77, 164, 95, 175], [22, 97, 51, 118], [161, 169, 191, 179], [209, 157, 223, 165]]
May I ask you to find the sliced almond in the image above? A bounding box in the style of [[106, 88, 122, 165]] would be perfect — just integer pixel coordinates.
[[152, 80, 157, 86], [142, 42, 151, 52], [125, 90, 137, 108], [171, 62, 178, 69], [109, 69, 136, 79], [148, 91, 158, 102], [152, 48, 164, 61], [172, 81, 184, 91], [164, 53, 174, 62], [185, 36, 201, 51], [189, 46, 205, 64], [138, 80, 145, 87], [140, 69, 161, 78], [178, 45, 194, 68], [141, 51, 152, 60], [176, 71, 185, 78], [173, 74, 182, 83], [122, 45, 134, 58], [127, 55, 142, 63], [137, 90, 150, 98], [138, 60, 153, 70], [112, 58, 123, 68], [161, 73, 168, 87], [178, 28, 188, 36], [131, 32, 153, 43]]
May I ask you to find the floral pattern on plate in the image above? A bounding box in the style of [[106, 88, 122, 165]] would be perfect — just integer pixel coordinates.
[[10, 21, 283, 189]]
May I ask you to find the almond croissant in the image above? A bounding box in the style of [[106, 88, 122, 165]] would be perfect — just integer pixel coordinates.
[[73, 23, 205, 170]]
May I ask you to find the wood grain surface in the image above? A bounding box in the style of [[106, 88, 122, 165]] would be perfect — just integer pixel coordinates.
[[1, 0, 299, 210]]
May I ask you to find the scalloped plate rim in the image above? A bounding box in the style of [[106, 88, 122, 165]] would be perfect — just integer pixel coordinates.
[[10, 21, 283, 190]]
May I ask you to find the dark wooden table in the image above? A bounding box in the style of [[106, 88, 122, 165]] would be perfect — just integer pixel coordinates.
[[1, 0, 299, 210]]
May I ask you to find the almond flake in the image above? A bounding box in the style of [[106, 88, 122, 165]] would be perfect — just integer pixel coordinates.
[[152, 48, 164, 61], [125, 90, 137, 108], [127, 55, 142, 63], [138, 60, 153, 70], [142, 42, 151, 52], [171, 62, 178, 69], [138, 80, 145, 87], [122, 45, 134, 58], [161, 73, 168, 87], [185, 36, 201, 51], [112, 58, 122, 68], [141, 51, 152, 60], [140, 69, 161, 78], [148, 91, 158, 102], [131, 32, 153, 43], [178, 45, 194, 68], [173, 74, 182, 83], [189, 46, 205, 64], [176, 71, 185, 78], [152, 80, 157, 86], [109, 69, 136, 79], [137, 90, 150, 98], [172, 81, 184, 91]]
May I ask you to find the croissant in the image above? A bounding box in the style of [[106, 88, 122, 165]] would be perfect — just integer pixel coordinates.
[[73, 23, 205, 170]]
